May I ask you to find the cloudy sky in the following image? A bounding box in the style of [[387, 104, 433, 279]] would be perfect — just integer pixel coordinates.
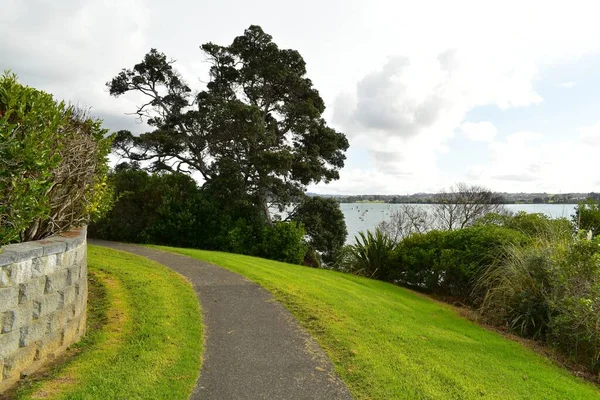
[[3, 0, 600, 194]]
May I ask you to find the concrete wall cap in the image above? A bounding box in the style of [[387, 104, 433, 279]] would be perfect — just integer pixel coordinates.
[[0, 227, 87, 267]]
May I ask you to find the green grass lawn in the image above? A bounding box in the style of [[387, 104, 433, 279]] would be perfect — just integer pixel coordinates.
[[155, 246, 600, 400], [14, 245, 203, 400]]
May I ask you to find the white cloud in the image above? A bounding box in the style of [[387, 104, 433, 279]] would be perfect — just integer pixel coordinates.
[[465, 128, 600, 192], [322, 0, 600, 193], [314, 166, 448, 195], [461, 121, 498, 142], [0, 0, 151, 132], [579, 121, 600, 145], [559, 81, 576, 89], [334, 51, 542, 138], [329, 48, 542, 193]]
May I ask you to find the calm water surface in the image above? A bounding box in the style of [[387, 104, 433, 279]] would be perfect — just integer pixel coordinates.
[[341, 203, 577, 244]]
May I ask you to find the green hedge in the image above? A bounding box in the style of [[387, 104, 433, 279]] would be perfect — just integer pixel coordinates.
[[391, 226, 529, 300]]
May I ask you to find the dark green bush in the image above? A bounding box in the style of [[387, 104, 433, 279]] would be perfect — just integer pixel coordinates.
[[259, 221, 307, 265], [391, 230, 446, 290], [89, 166, 308, 265], [392, 226, 529, 300], [89, 167, 166, 243], [224, 218, 263, 256], [142, 173, 209, 248], [90, 167, 232, 249]]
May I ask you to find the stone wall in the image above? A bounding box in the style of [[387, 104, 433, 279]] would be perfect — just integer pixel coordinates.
[[0, 227, 87, 393]]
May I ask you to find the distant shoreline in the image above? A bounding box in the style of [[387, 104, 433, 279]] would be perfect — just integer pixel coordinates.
[[308, 192, 596, 205], [337, 201, 580, 205]]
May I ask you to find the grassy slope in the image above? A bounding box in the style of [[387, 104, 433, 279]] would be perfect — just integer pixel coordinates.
[[155, 246, 600, 400], [15, 245, 203, 400]]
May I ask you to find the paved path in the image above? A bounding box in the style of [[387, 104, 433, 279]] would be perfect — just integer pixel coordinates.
[[89, 240, 352, 400]]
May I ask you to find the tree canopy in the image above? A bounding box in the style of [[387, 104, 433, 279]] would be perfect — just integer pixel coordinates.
[[107, 25, 349, 222]]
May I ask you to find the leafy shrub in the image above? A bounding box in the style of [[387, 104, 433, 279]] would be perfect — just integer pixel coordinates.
[[478, 211, 573, 241], [350, 229, 398, 280], [26, 108, 113, 240], [392, 226, 529, 300], [225, 218, 263, 256], [142, 173, 209, 248], [90, 167, 228, 248], [0, 73, 112, 244], [259, 222, 307, 265], [391, 230, 447, 290], [0, 73, 65, 244], [572, 199, 600, 236]]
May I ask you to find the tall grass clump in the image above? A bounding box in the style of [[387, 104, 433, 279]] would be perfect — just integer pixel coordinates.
[[477, 227, 600, 373], [477, 241, 556, 338]]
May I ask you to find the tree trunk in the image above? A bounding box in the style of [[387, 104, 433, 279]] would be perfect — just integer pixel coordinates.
[[259, 191, 273, 226]]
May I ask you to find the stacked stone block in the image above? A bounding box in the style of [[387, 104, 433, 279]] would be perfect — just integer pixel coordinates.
[[0, 227, 87, 393]]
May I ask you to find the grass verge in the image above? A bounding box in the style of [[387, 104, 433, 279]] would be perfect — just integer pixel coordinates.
[[13, 245, 202, 400], [155, 246, 600, 400]]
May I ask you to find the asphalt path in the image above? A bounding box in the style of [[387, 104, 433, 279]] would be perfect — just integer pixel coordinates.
[[89, 240, 352, 400]]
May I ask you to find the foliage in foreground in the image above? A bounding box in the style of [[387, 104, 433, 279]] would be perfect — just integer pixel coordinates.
[[14, 246, 203, 399], [157, 245, 600, 400], [348, 211, 575, 302], [0, 73, 112, 245]]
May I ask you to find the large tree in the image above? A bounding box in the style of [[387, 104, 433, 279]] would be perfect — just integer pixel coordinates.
[[107, 25, 348, 222]]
